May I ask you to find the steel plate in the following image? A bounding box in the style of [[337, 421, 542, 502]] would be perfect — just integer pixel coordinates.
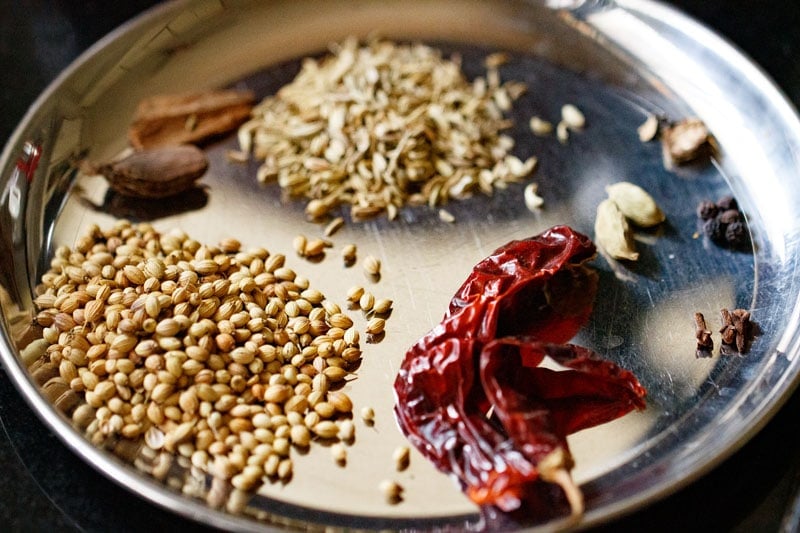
[[2, 0, 800, 530]]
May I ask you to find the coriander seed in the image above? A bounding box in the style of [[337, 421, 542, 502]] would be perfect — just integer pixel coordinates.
[[379, 479, 403, 504]]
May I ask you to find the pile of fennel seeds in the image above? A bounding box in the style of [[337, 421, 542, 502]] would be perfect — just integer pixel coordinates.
[[236, 37, 537, 222]]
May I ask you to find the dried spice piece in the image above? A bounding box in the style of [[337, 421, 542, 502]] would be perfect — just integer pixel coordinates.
[[524, 182, 544, 211], [718, 209, 740, 224], [129, 89, 255, 149], [717, 195, 738, 211], [561, 104, 586, 130], [725, 221, 747, 244], [605, 182, 665, 228], [696, 200, 718, 221], [393, 226, 646, 519], [594, 182, 664, 262], [637, 114, 659, 142], [438, 209, 456, 223], [694, 312, 713, 358], [594, 198, 639, 261], [719, 308, 736, 345], [92, 145, 208, 199], [529, 116, 553, 136], [662, 117, 712, 164], [556, 121, 570, 144], [379, 479, 403, 504], [697, 196, 750, 249], [719, 308, 753, 355], [323, 217, 345, 237]]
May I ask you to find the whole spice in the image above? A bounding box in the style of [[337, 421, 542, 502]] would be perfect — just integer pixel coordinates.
[[438, 209, 456, 224], [363, 255, 381, 277], [523, 182, 544, 212], [696, 200, 718, 221], [342, 244, 357, 266], [365, 317, 386, 336], [93, 145, 208, 199], [556, 121, 569, 144], [662, 117, 712, 164], [379, 479, 403, 504], [238, 37, 537, 221], [637, 114, 659, 142], [393, 226, 646, 519], [594, 198, 639, 261], [129, 89, 255, 149], [293, 234, 308, 256], [529, 116, 553, 136], [694, 312, 713, 358], [393, 445, 410, 471], [324, 217, 345, 237], [560, 104, 586, 130], [304, 238, 328, 258], [373, 298, 393, 315], [331, 443, 347, 465], [360, 406, 375, 424], [605, 182, 665, 228], [719, 308, 753, 355]]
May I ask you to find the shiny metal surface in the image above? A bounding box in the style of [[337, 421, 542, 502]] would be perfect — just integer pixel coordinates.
[[1, 0, 799, 530]]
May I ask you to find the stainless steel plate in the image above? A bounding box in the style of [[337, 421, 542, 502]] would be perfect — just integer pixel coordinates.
[[2, 0, 800, 530]]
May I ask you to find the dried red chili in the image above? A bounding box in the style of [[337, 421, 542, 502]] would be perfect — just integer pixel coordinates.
[[393, 225, 646, 519]]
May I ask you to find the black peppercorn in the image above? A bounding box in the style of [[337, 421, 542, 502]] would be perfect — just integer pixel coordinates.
[[717, 195, 738, 212], [696, 201, 718, 221], [725, 221, 747, 246], [719, 209, 740, 224], [703, 217, 725, 242]]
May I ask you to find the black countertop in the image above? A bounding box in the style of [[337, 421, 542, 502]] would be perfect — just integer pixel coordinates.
[[2, 1, 800, 531]]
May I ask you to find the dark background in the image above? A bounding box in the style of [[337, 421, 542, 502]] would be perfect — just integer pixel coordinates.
[[1, 1, 800, 531]]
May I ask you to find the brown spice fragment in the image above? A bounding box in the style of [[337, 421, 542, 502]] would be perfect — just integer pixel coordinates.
[[694, 312, 713, 358], [129, 89, 255, 149], [732, 308, 752, 353], [662, 117, 712, 164], [719, 308, 736, 345], [719, 307, 752, 355]]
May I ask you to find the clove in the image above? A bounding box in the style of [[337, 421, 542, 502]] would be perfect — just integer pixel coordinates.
[[719, 307, 752, 355], [694, 312, 713, 358]]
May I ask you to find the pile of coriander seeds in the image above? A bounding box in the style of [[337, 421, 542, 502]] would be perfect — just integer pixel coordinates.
[[32, 220, 371, 494]]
